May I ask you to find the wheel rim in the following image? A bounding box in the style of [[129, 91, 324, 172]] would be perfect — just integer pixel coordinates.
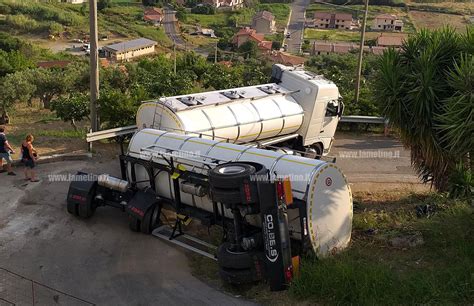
[[218, 165, 247, 175]]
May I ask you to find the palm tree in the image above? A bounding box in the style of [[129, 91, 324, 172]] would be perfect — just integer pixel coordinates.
[[374, 27, 473, 191]]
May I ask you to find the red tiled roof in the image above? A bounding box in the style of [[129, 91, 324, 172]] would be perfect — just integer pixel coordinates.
[[233, 27, 265, 44], [377, 34, 406, 47], [314, 12, 332, 19], [218, 61, 233, 67], [333, 43, 356, 53], [313, 42, 332, 52], [314, 12, 352, 20], [258, 40, 272, 51], [144, 7, 163, 16], [37, 60, 71, 68], [374, 14, 397, 20], [268, 51, 305, 66], [334, 13, 352, 21]]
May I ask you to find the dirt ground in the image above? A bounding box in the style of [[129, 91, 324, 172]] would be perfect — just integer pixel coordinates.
[[409, 11, 470, 31]]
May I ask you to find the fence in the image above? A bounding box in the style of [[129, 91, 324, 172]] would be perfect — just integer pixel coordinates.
[[0, 267, 94, 306]]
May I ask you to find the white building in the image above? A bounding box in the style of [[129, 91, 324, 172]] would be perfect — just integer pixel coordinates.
[[103, 38, 157, 62], [372, 14, 404, 31]]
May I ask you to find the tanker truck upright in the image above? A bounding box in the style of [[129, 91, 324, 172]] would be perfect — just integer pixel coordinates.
[[136, 64, 344, 158]]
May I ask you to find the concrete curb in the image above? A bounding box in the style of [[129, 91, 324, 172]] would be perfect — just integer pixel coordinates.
[[10, 152, 92, 167]]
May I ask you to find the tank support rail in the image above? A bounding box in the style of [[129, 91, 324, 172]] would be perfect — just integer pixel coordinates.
[[152, 226, 218, 261]]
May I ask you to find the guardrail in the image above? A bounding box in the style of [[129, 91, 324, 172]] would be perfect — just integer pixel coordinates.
[[86, 125, 137, 143], [340, 116, 389, 135]]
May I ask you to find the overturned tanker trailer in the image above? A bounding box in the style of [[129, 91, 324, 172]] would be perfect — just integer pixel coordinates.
[[67, 129, 353, 290]]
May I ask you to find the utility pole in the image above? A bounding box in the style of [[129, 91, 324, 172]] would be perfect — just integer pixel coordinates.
[[89, 0, 99, 132], [173, 43, 177, 74], [214, 41, 218, 64], [354, 0, 369, 104]]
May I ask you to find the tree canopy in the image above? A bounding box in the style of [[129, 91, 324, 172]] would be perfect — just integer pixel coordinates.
[[374, 27, 473, 192]]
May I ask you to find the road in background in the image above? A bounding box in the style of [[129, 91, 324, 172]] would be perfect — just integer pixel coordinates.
[[163, 8, 185, 47], [286, 0, 310, 54], [332, 132, 424, 192]]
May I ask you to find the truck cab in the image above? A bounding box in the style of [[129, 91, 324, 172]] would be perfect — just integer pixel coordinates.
[[273, 64, 343, 156]]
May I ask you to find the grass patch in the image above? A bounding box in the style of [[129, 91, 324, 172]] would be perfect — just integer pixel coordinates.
[[186, 12, 230, 28], [258, 3, 290, 29], [290, 193, 474, 305], [186, 191, 474, 305]]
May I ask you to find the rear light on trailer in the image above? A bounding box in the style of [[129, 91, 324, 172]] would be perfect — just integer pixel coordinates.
[[284, 265, 293, 283]]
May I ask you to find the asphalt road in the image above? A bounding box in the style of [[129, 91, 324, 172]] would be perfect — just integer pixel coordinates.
[[163, 8, 185, 47], [286, 0, 310, 54], [0, 134, 423, 305], [0, 159, 254, 306]]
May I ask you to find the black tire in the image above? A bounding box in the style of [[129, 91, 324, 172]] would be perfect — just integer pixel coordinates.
[[217, 242, 260, 270], [219, 267, 261, 285], [77, 200, 95, 219], [210, 187, 241, 204], [313, 143, 323, 159], [141, 206, 154, 234], [128, 215, 141, 232], [209, 163, 256, 189], [67, 201, 79, 216]]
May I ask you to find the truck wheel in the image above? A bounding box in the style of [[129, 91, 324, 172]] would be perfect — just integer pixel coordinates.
[[77, 199, 96, 219], [219, 267, 261, 285], [313, 143, 323, 159], [209, 163, 256, 189], [305, 143, 323, 159], [67, 202, 79, 216], [141, 202, 162, 234], [217, 242, 260, 270], [128, 215, 141, 232], [210, 187, 241, 204]]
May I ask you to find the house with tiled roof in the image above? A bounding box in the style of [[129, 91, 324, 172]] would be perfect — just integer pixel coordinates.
[[252, 11, 276, 34], [267, 51, 305, 66], [372, 14, 403, 31], [232, 27, 272, 52], [144, 7, 163, 26]]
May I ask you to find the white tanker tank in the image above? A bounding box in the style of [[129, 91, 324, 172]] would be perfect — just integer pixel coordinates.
[[136, 65, 344, 157], [127, 129, 353, 257]]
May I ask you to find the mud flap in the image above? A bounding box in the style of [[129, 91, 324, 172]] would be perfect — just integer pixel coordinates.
[[126, 190, 157, 221], [66, 172, 98, 218], [257, 181, 292, 291]]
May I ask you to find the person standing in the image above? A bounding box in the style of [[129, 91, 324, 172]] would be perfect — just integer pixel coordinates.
[[0, 126, 16, 176], [21, 134, 39, 182]]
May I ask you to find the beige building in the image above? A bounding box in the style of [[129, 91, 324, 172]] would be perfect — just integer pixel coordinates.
[[252, 11, 276, 34], [372, 14, 403, 31], [103, 38, 157, 62], [310, 12, 354, 30]]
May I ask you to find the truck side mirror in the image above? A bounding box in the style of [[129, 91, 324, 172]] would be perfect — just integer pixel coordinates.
[[338, 100, 344, 118]]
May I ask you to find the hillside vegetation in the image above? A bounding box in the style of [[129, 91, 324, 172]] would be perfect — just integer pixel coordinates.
[[0, 0, 170, 45]]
